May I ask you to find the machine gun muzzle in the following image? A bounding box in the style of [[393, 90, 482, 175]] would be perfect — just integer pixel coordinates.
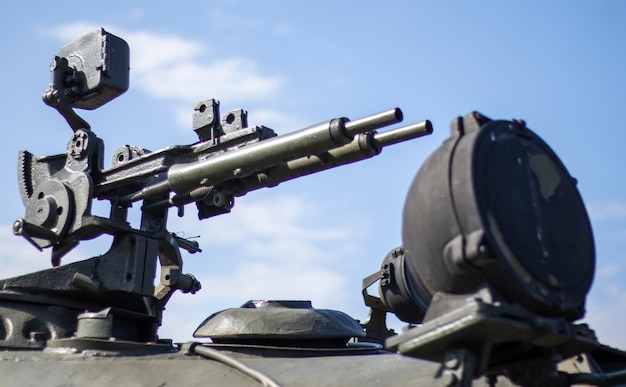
[[233, 119, 433, 195], [124, 108, 431, 213]]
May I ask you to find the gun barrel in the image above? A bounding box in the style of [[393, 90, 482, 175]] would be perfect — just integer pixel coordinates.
[[372, 120, 433, 147], [344, 108, 403, 136], [236, 120, 433, 195], [120, 109, 404, 204], [128, 118, 432, 211], [166, 109, 403, 196]]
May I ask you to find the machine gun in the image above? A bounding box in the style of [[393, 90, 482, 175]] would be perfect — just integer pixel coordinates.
[[4, 28, 432, 349]]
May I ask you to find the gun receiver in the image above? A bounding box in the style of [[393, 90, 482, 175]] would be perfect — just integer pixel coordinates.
[[16, 105, 431, 255]]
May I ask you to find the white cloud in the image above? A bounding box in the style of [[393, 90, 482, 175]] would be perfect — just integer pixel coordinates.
[[47, 23, 281, 106], [583, 261, 626, 349], [0, 224, 111, 278], [207, 4, 265, 33], [48, 23, 205, 74], [586, 297, 626, 350], [586, 200, 626, 220], [1, 193, 362, 344], [248, 108, 309, 132], [595, 261, 625, 278], [121, 31, 205, 74], [174, 105, 194, 129], [160, 195, 363, 341], [183, 262, 346, 304], [47, 22, 102, 42], [171, 196, 356, 261], [274, 24, 292, 35], [160, 261, 347, 342], [0, 225, 51, 278], [135, 59, 279, 103]]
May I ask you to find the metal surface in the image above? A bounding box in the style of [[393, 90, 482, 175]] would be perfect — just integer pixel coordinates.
[[378, 246, 430, 324], [194, 300, 365, 345], [41, 28, 129, 131], [0, 347, 515, 387], [2, 27, 626, 387], [401, 112, 594, 320]]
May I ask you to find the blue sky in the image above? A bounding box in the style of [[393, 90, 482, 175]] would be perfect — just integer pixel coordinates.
[[0, 2, 625, 346]]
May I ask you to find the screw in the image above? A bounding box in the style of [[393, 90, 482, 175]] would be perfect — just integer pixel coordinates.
[[440, 372, 458, 387], [69, 130, 89, 159], [30, 331, 47, 342], [444, 352, 460, 369]]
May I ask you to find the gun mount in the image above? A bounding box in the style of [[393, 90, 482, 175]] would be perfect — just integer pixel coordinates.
[[2, 28, 626, 387], [5, 28, 432, 352]]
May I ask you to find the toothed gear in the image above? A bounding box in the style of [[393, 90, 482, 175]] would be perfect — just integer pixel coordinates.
[[18, 150, 35, 202]]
